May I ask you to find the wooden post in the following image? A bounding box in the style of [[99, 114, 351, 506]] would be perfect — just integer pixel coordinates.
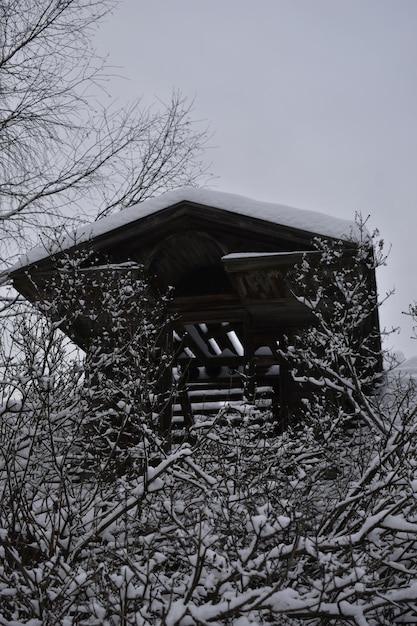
[[277, 333, 293, 430], [243, 313, 256, 403], [157, 325, 174, 441]]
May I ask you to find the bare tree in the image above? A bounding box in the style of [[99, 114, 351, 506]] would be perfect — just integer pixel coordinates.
[[5, 5, 417, 623], [0, 0, 209, 268], [4, 215, 417, 623]]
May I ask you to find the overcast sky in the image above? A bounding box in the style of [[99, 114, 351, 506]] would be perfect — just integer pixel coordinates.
[[95, 0, 417, 358]]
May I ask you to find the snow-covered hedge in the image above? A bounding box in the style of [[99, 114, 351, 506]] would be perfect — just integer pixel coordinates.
[[2, 230, 417, 625]]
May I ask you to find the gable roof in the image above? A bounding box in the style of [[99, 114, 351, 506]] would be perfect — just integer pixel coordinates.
[[11, 188, 359, 272]]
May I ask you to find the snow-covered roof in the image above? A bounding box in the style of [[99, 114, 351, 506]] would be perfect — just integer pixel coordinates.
[[11, 188, 359, 271]]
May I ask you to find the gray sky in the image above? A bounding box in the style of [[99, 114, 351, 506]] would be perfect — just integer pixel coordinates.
[[95, 0, 417, 358]]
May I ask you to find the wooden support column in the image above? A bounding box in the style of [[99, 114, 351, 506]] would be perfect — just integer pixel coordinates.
[[178, 362, 194, 430], [277, 333, 293, 430], [157, 324, 174, 441], [243, 312, 256, 403]]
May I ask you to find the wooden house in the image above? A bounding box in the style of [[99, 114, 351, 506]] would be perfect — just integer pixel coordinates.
[[9, 189, 380, 434]]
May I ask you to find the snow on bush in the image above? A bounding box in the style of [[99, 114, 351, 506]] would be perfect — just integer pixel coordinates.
[[2, 228, 417, 625]]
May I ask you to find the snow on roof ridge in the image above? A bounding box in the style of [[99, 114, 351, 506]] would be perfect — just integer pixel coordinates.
[[10, 187, 359, 271]]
